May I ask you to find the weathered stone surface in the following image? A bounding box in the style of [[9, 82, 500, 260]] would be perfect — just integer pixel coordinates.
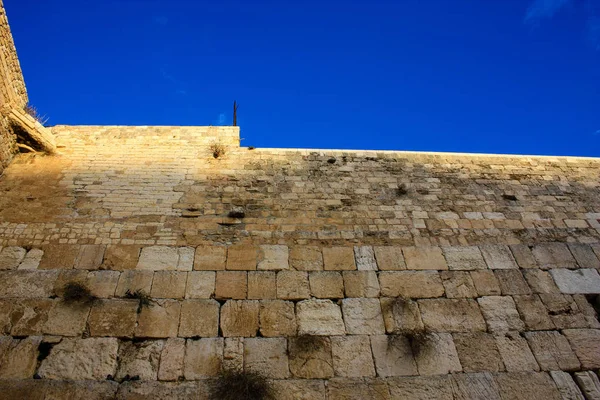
[[453, 333, 504, 372], [9, 299, 52, 335], [74, 244, 105, 270], [288, 336, 334, 379], [44, 301, 91, 337], [309, 271, 344, 298], [177, 247, 194, 271], [0, 270, 57, 298], [470, 270, 501, 296], [277, 271, 310, 300], [495, 331, 540, 372], [452, 372, 502, 400], [0, 380, 47, 400], [247, 271, 276, 299], [562, 328, 600, 369], [226, 244, 258, 270], [290, 246, 323, 271], [179, 299, 219, 337], [158, 338, 185, 381], [220, 300, 259, 337], [374, 246, 406, 270], [150, 271, 187, 299], [39, 245, 79, 270], [573, 371, 600, 400], [258, 244, 289, 270], [523, 269, 560, 293], [354, 246, 377, 270], [343, 271, 380, 297], [296, 299, 346, 336], [495, 270, 532, 295], [103, 245, 141, 270], [44, 381, 119, 400], [115, 270, 153, 297], [403, 246, 448, 270], [419, 299, 486, 332], [513, 294, 554, 330], [413, 332, 462, 375], [550, 268, 600, 294], [379, 271, 444, 298], [478, 296, 524, 333], [270, 380, 326, 400], [0, 336, 41, 378], [550, 370, 585, 400], [244, 337, 289, 378], [480, 244, 518, 270], [443, 246, 486, 270], [259, 300, 296, 337], [116, 340, 164, 381], [223, 337, 243, 372], [387, 375, 454, 400], [115, 381, 209, 400], [327, 378, 391, 400], [214, 271, 247, 299], [569, 243, 600, 269], [38, 338, 119, 380], [331, 335, 376, 377], [17, 248, 43, 270], [88, 300, 138, 338], [440, 271, 477, 298], [510, 244, 537, 269], [86, 270, 120, 298], [136, 246, 179, 270], [193, 245, 226, 270], [341, 298, 385, 334], [572, 294, 600, 328], [135, 299, 181, 338], [494, 372, 562, 400], [185, 271, 215, 298], [322, 247, 356, 270], [524, 331, 580, 371], [380, 297, 424, 334], [533, 243, 577, 269], [184, 338, 223, 379], [370, 335, 418, 377]]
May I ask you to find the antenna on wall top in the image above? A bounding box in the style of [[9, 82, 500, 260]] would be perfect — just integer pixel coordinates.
[[233, 101, 239, 126]]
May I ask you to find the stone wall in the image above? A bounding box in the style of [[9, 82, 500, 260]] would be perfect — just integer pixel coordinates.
[[0, 125, 599, 399], [0, 0, 28, 175]]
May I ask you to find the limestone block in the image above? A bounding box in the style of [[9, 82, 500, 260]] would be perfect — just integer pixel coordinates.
[[0, 377, 47, 399], [44, 380, 119, 400], [354, 246, 377, 270], [39, 244, 78, 269], [403, 246, 448, 270], [223, 337, 243, 372], [322, 247, 356, 270], [327, 378, 391, 400], [135, 299, 181, 338], [453, 332, 505, 372], [158, 338, 185, 381], [387, 375, 454, 400], [115, 270, 154, 297], [562, 329, 600, 369], [509, 244, 537, 269], [151, 271, 187, 299], [533, 243, 577, 269], [572, 294, 600, 328], [494, 372, 562, 400], [296, 299, 346, 336], [495, 269, 532, 295], [86, 270, 119, 298], [103, 245, 141, 270], [220, 300, 259, 337], [549, 370, 585, 400], [374, 246, 406, 270], [442, 246, 486, 270], [270, 380, 326, 400], [45, 300, 92, 336], [470, 270, 501, 296], [452, 372, 502, 400], [477, 296, 524, 333], [288, 336, 334, 379], [116, 340, 164, 381], [341, 298, 385, 334], [244, 337, 290, 378], [177, 247, 194, 271], [342, 271, 380, 297], [226, 244, 258, 270], [413, 332, 462, 375], [480, 244, 518, 270], [38, 337, 119, 380], [116, 381, 208, 399], [290, 246, 323, 271], [74, 244, 105, 270], [523, 269, 560, 294], [9, 299, 52, 336], [277, 271, 310, 300], [309, 271, 344, 298], [184, 271, 215, 299], [379, 271, 444, 298], [440, 271, 478, 298], [248, 271, 276, 299], [568, 243, 600, 269], [524, 331, 580, 371], [193, 245, 226, 270], [550, 268, 600, 294], [184, 338, 223, 379], [370, 335, 418, 377], [259, 300, 297, 337], [0, 270, 57, 298], [137, 246, 179, 270], [574, 371, 600, 400], [380, 297, 424, 334], [331, 335, 376, 377], [513, 295, 554, 330], [419, 299, 486, 332], [258, 245, 289, 270], [495, 331, 540, 372], [538, 293, 588, 329], [0, 336, 41, 378], [215, 271, 247, 299], [179, 299, 219, 337], [18, 248, 43, 270]]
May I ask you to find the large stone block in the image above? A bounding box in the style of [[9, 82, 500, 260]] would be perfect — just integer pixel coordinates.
[[214, 271, 247, 299], [244, 337, 289, 378], [86, 270, 120, 298], [248, 271, 277, 299], [387, 375, 454, 400], [327, 378, 391, 400], [0, 270, 57, 298], [39, 245, 78, 269], [193, 245, 226, 270], [17, 248, 43, 270], [87, 299, 138, 338], [380, 297, 424, 334], [370, 335, 418, 377], [296, 299, 345, 336], [116, 340, 164, 381], [288, 336, 334, 379], [179, 299, 219, 337], [341, 298, 385, 334], [185, 271, 215, 299], [470, 270, 501, 296], [562, 328, 600, 369], [115, 270, 153, 297], [220, 300, 259, 337], [135, 299, 181, 338], [494, 372, 562, 400], [270, 380, 326, 400], [413, 332, 462, 375], [8, 299, 52, 336], [343, 271, 380, 297], [480, 244, 518, 270], [477, 296, 524, 333], [322, 247, 356, 270], [150, 271, 187, 299], [258, 245, 289, 270], [453, 332, 504, 372], [373, 246, 406, 270], [440, 271, 477, 298], [550, 268, 600, 294], [549, 370, 585, 400], [309, 271, 344, 298], [277, 271, 310, 300], [379, 271, 444, 298], [568, 243, 600, 269], [115, 380, 209, 400], [0, 246, 26, 270], [183, 338, 223, 379], [137, 246, 180, 271], [495, 331, 539, 372], [331, 335, 376, 377], [289, 246, 323, 271], [74, 244, 105, 270], [354, 246, 377, 270], [452, 372, 502, 400], [513, 295, 554, 331], [158, 338, 185, 381], [523, 269, 560, 294], [443, 246, 487, 270], [103, 245, 141, 270], [573, 371, 600, 400], [226, 244, 258, 270], [524, 331, 580, 371], [495, 270, 531, 295], [419, 299, 486, 332], [259, 300, 297, 337], [533, 243, 577, 269], [0, 336, 41, 378], [509, 244, 537, 269], [403, 246, 448, 270]]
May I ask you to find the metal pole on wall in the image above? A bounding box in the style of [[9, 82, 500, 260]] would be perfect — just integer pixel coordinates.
[[233, 101, 238, 126]]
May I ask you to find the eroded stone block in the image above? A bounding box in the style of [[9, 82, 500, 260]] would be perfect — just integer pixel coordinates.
[[443, 246, 486, 270], [150, 271, 187, 299], [524, 331, 580, 371], [331, 335, 376, 377], [453, 332, 504, 372], [80, 300, 138, 337], [226, 244, 258, 271], [158, 338, 185, 381], [0, 336, 41, 378], [373, 246, 406, 270], [193, 245, 226, 270], [477, 296, 524, 333], [470, 270, 501, 296], [354, 246, 377, 270], [277, 271, 310, 300], [419, 299, 486, 332], [494, 372, 562, 400], [379, 271, 444, 298], [322, 247, 356, 271], [258, 245, 289, 270], [562, 328, 600, 369], [135, 299, 181, 338], [244, 337, 289, 378], [495, 331, 539, 372], [550, 268, 600, 294], [184, 271, 215, 299], [440, 271, 477, 298], [296, 299, 345, 336], [115, 270, 154, 297], [403, 246, 448, 270], [341, 298, 385, 334], [259, 300, 297, 337], [116, 340, 164, 381], [480, 244, 518, 270], [248, 271, 276, 299], [215, 271, 247, 299], [184, 338, 223, 379], [370, 335, 418, 377], [75, 245, 105, 270], [309, 271, 344, 298], [343, 271, 380, 297], [413, 332, 462, 375], [220, 300, 259, 337], [179, 299, 219, 337], [290, 246, 323, 271], [288, 336, 333, 379]]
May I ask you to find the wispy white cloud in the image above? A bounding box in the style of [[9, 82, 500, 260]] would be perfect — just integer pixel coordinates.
[[525, 0, 572, 24]]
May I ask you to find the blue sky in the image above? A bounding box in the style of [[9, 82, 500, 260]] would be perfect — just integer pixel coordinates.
[[5, 0, 600, 156]]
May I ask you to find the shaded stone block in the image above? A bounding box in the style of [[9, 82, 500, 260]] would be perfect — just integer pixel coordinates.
[[183, 338, 223, 379], [480, 244, 518, 270], [380, 297, 424, 334], [226, 244, 258, 270], [370, 335, 418, 377], [327, 378, 391, 400], [470, 270, 501, 296], [322, 247, 356, 271], [17, 248, 43, 270], [87, 300, 138, 338], [494, 372, 562, 400], [442, 246, 486, 270], [289, 246, 323, 271], [296, 299, 345, 336], [115, 270, 153, 297], [523, 269, 560, 294], [568, 243, 600, 269], [495, 331, 540, 372], [45, 381, 119, 400], [342, 271, 380, 297], [220, 300, 259, 337], [0, 270, 57, 298], [103, 244, 141, 270], [86, 270, 120, 298], [214, 271, 247, 299], [270, 380, 326, 400], [533, 243, 577, 269], [549, 370, 585, 400], [9, 299, 52, 336], [573, 371, 600, 400], [562, 328, 600, 369], [136, 246, 179, 270], [288, 336, 334, 379], [258, 245, 289, 270], [39, 245, 78, 269], [309, 271, 344, 298], [452, 372, 502, 400], [259, 300, 297, 337], [524, 331, 580, 371], [373, 246, 406, 270], [477, 296, 524, 333], [440, 271, 477, 298], [331, 335, 376, 377], [158, 338, 185, 381], [193, 245, 226, 270], [495, 269, 531, 295], [244, 337, 289, 378], [184, 271, 215, 299], [247, 271, 276, 299], [115, 381, 209, 400], [341, 298, 385, 334], [509, 244, 537, 269], [413, 332, 462, 375], [379, 271, 444, 298], [116, 340, 164, 381], [0, 336, 41, 378], [74, 244, 105, 270], [276, 271, 310, 300], [135, 299, 181, 338], [453, 332, 505, 372], [403, 246, 448, 270], [179, 299, 219, 337], [419, 298, 486, 332], [513, 294, 554, 330], [387, 375, 454, 400]]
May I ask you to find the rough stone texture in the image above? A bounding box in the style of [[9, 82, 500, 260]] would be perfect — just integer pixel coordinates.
[[550, 370, 585, 400], [38, 338, 119, 380], [247, 271, 276, 299], [103, 245, 141, 270], [510, 244, 537, 269], [327, 378, 391, 400], [184, 338, 223, 379], [178, 299, 219, 337], [309, 271, 344, 298], [513, 295, 554, 330], [296, 299, 346, 335], [480, 244, 519, 270], [244, 337, 289, 378], [136, 246, 179, 270], [443, 246, 487, 270], [184, 271, 215, 299], [573, 371, 600, 400], [135, 299, 181, 338], [470, 270, 501, 296], [322, 247, 356, 270], [271, 380, 327, 400], [258, 244, 289, 270], [44, 301, 90, 336], [342, 271, 380, 297], [419, 299, 486, 332], [495, 270, 532, 295], [193, 245, 226, 270], [413, 332, 462, 375], [380, 297, 424, 334], [115, 381, 209, 400], [379, 271, 444, 298], [523, 269, 560, 294], [226, 244, 258, 270], [116, 340, 164, 381], [533, 243, 577, 269], [550, 268, 600, 294], [387, 375, 454, 400], [150, 271, 187, 299], [220, 300, 259, 337], [440, 271, 478, 298], [289, 336, 334, 379], [87, 271, 120, 298], [478, 296, 525, 333], [214, 271, 247, 299], [115, 270, 153, 297], [569, 243, 600, 269], [17, 248, 43, 270], [7, 299, 52, 336], [222, 337, 243, 372], [354, 245, 377, 270], [259, 300, 297, 337], [0, 246, 26, 270], [39, 245, 78, 270], [88, 299, 138, 338], [495, 331, 540, 372], [331, 335, 376, 377], [370, 334, 418, 377], [494, 372, 562, 400], [524, 331, 581, 371], [0, 336, 41, 378], [403, 246, 448, 270], [453, 372, 502, 400], [74, 245, 105, 270], [290, 246, 323, 271], [373, 246, 406, 270], [0, 270, 57, 297], [562, 329, 600, 369], [341, 297, 385, 334], [277, 271, 310, 300], [158, 338, 185, 381], [453, 333, 505, 372]]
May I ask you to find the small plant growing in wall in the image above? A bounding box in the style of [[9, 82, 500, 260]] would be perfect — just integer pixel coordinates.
[[210, 142, 226, 159], [124, 289, 153, 313], [24, 104, 49, 126], [293, 334, 326, 353], [396, 184, 408, 196], [403, 328, 432, 357], [209, 369, 273, 400], [61, 282, 97, 304]]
